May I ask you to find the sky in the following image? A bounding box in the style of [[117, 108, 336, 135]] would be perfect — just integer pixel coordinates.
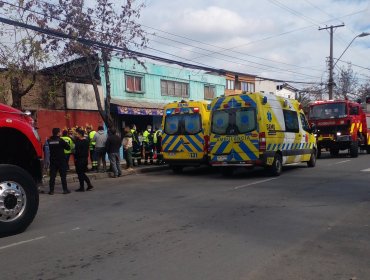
[[136, 0, 370, 88]]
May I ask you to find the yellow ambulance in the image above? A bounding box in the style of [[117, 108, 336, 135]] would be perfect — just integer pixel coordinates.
[[209, 92, 317, 176], [161, 100, 211, 173]]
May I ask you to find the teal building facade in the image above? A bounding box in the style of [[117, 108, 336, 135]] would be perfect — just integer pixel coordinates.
[[100, 58, 226, 133]]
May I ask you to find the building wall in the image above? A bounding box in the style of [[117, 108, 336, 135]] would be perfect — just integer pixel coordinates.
[[101, 58, 226, 103], [255, 80, 277, 95], [276, 88, 297, 99], [36, 109, 103, 143]]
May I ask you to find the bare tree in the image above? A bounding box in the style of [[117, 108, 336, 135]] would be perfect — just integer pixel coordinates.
[[334, 64, 359, 100], [39, 0, 148, 128], [0, 0, 48, 109], [358, 81, 370, 101]]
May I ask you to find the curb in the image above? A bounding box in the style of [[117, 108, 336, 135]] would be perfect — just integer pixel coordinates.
[[42, 165, 169, 186]]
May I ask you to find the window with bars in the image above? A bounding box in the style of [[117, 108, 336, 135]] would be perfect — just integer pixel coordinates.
[[161, 80, 189, 97], [226, 79, 235, 90], [204, 85, 216, 100], [241, 82, 255, 92], [125, 74, 144, 93]]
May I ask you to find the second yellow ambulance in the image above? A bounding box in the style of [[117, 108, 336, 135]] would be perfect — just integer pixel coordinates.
[[209, 92, 317, 176]]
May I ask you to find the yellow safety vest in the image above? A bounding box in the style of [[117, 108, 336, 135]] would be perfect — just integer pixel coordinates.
[[89, 131, 96, 150], [60, 136, 73, 154]]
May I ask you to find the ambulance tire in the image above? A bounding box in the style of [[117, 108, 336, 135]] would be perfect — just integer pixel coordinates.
[[307, 149, 316, 168], [269, 154, 282, 176], [172, 166, 183, 174], [329, 148, 339, 157], [349, 141, 358, 158], [221, 168, 234, 177]]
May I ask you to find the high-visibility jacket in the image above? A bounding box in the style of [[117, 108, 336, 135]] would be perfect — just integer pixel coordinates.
[[60, 136, 74, 155], [153, 130, 162, 144], [142, 130, 150, 143], [88, 130, 96, 150]]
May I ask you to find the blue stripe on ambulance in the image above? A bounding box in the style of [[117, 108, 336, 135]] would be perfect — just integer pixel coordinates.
[[212, 98, 225, 111], [171, 139, 183, 152], [185, 135, 203, 152], [239, 95, 257, 107], [239, 142, 258, 160], [215, 141, 229, 155], [194, 134, 205, 145], [163, 136, 178, 152], [162, 134, 170, 144], [183, 142, 193, 152]]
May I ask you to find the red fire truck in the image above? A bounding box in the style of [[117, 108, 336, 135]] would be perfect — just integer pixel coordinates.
[[0, 103, 42, 236], [308, 97, 370, 158]]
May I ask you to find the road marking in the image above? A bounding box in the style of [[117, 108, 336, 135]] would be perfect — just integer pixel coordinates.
[[233, 178, 278, 190], [361, 168, 370, 172], [0, 236, 45, 250], [72, 227, 80, 231], [334, 160, 351, 165]]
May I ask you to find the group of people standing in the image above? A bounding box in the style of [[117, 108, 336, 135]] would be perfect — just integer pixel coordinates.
[[44, 123, 163, 195]]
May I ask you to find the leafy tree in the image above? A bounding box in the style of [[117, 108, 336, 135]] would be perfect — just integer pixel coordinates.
[[39, 0, 148, 128], [0, 0, 49, 109], [333, 64, 359, 100]]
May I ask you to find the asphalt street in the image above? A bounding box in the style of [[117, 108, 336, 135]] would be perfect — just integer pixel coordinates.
[[1, 151, 370, 280]]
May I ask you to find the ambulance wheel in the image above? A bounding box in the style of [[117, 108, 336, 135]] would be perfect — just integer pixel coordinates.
[[270, 154, 282, 176], [349, 142, 358, 158], [0, 165, 39, 237], [172, 166, 183, 174], [221, 168, 234, 177], [329, 148, 339, 157], [307, 149, 316, 167]]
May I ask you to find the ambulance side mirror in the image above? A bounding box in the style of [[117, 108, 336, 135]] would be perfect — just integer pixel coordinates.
[[309, 123, 317, 134]]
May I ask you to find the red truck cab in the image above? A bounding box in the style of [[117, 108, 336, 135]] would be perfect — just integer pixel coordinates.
[[0, 103, 42, 236], [308, 98, 370, 157]]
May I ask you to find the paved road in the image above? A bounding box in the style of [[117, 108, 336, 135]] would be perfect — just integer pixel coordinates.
[[1, 151, 370, 280]]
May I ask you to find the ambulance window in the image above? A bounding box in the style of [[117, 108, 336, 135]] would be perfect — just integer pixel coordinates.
[[184, 114, 201, 134], [212, 111, 229, 134], [300, 113, 310, 132], [164, 115, 181, 135], [236, 109, 256, 133], [283, 110, 299, 133]]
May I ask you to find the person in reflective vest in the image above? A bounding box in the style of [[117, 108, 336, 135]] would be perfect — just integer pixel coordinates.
[[130, 124, 141, 166], [142, 125, 154, 165], [86, 125, 98, 171], [61, 130, 74, 171], [153, 128, 163, 164]]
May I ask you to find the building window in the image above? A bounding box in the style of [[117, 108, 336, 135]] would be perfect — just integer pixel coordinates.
[[161, 80, 189, 97], [125, 74, 144, 93], [204, 85, 216, 100], [226, 79, 234, 90], [241, 82, 255, 92]]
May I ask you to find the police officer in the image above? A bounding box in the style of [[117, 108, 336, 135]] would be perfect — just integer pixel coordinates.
[[61, 130, 74, 171], [86, 125, 98, 171], [48, 128, 71, 195]]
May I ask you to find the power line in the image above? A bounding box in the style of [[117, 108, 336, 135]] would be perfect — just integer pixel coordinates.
[[0, 16, 321, 86]]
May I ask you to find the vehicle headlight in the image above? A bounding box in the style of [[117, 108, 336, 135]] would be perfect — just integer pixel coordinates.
[[336, 132, 341, 136], [314, 134, 317, 137]]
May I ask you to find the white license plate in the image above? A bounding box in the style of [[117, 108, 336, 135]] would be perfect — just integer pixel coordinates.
[[217, 155, 227, 161], [168, 152, 176, 156]]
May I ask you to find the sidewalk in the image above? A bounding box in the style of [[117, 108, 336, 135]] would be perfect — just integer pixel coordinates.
[[41, 162, 169, 186]]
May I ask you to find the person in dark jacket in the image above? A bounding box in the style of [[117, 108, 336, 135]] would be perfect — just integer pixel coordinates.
[[105, 128, 122, 178], [74, 129, 94, 192], [48, 128, 71, 195]]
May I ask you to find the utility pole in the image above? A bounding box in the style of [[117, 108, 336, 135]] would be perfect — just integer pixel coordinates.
[[319, 24, 345, 100]]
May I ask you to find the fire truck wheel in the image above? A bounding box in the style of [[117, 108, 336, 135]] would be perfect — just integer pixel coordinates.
[[0, 165, 39, 237], [269, 154, 282, 176], [307, 150, 316, 167], [349, 141, 359, 158]]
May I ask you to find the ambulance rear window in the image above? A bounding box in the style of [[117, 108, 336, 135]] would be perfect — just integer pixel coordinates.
[[164, 114, 202, 135], [211, 108, 256, 135]]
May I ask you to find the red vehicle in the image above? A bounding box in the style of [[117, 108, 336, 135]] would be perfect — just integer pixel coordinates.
[[0, 103, 42, 236], [308, 97, 370, 158]]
